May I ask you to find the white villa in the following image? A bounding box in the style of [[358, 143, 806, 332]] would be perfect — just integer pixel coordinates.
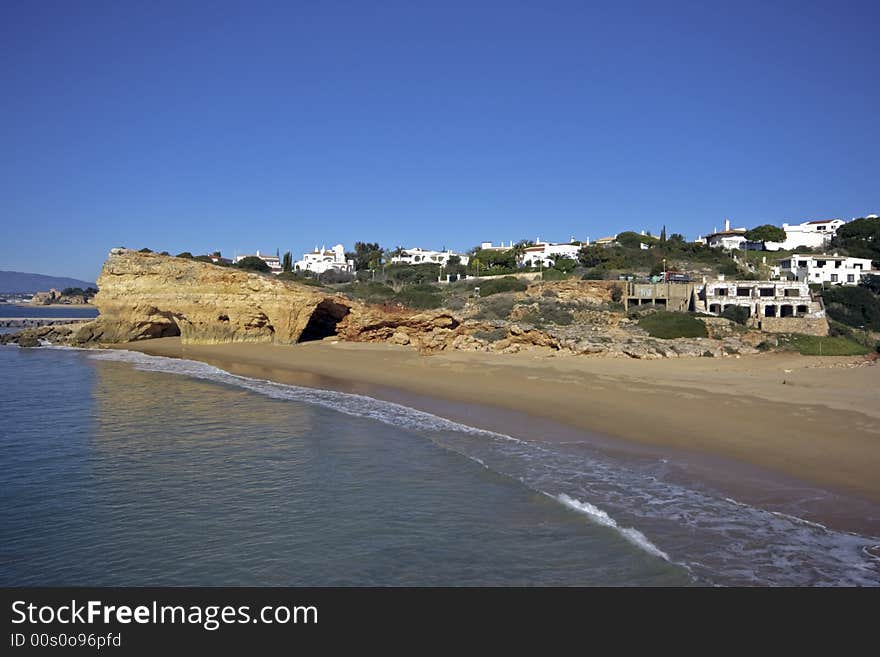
[[763, 218, 845, 251], [233, 250, 282, 274], [390, 248, 470, 267], [293, 244, 354, 274], [705, 219, 748, 250], [519, 240, 582, 268], [774, 254, 875, 286]]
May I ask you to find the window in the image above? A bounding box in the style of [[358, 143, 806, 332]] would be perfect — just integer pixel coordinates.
[[798, 260, 808, 267], [736, 287, 751, 297], [817, 260, 826, 267], [835, 260, 842, 268], [814, 273, 820, 278], [831, 274, 838, 282], [855, 263, 863, 270], [715, 288, 728, 296], [848, 274, 855, 283], [818, 225, 826, 230]]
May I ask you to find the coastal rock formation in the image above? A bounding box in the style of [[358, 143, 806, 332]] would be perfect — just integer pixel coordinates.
[[77, 249, 360, 345], [30, 288, 93, 305]]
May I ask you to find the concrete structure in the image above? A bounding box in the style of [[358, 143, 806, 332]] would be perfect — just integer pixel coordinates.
[[774, 254, 874, 285], [390, 247, 469, 267], [478, 241, 516, 251], [764, 219, 845, 251], [705, 219, 748, 250], [700, 278, 827, 334], [519, 241, 582, 268], [234, 250, 282, 274], [624, 281, 696, 312], [293, 244, 354, 274], [593, 236, 618, 247]]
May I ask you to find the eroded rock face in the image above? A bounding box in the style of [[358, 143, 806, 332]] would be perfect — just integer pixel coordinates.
[[81, 249, 357, 345]]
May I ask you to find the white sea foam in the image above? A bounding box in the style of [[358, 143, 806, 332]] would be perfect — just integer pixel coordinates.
[[555, 493, 670, 561], [87, 349, 522, 442]]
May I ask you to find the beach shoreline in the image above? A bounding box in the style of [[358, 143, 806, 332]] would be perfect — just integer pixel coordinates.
[[109, 338, 880, 535]]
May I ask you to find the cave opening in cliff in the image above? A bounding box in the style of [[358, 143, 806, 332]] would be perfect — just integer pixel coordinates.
[[298, 300, 350, 342]]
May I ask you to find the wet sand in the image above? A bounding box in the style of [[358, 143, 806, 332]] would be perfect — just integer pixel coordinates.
[[111, 338, 880, 522]]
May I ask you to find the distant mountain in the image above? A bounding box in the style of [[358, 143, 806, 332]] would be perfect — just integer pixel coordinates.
[[0, 271, 97, 294]]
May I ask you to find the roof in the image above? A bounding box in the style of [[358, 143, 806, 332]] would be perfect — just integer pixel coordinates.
[[807, 219, 841, 224], [706, 231, 747, 239]]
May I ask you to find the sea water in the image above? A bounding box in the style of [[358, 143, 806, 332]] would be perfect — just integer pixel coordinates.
[[1, 345, 878, 586]]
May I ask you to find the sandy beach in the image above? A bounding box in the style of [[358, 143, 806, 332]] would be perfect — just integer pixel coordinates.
[[113, 337, 880, 521]]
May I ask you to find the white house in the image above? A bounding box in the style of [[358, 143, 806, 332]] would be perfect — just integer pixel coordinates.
[[478, 241, 516, 251], [764, 219, 845, 251], [293, 244, 354, 274], [519, 240, 582, 268], [705, 219, 748, 250], [233, 250, 282, 274], [774, 254, 875, 285], [390, 247, 470, 267]]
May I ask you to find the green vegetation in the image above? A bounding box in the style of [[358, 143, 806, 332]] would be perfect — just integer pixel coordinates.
[[720, 305, 750, 325], [61, 287, 98, 299], [476, 276, 528, 296], [519, 300, 575, 327], [821, 285, 880, 330], [472, 295, 516, 320], [138, 247, 153, 253], [393, 284, 443, 309], [235, 256, 271, 273], [577, 238, 741, 280], [276, 272, 325, 286], [346, 242, 383, 271], [744, 224, 786, 243], [175, 251, 194, 259], [638, 312, 708, 339], [282, 251, 292, 273], [779, 334, 870, 356], [541, 268, 570, 281], [832, 216, 880, 263]]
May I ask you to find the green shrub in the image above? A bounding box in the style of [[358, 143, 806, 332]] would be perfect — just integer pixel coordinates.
[[339, 281, 396, 303], [176, 251, 194, 259], [478, 276, 528, 296], [779, 334, 870, 356], [473, 295, 516, 320], [394, 284, 443, 309], [138, 247, 153, 253], [235, 256, 271, 273], [541, 268, 570, 281], [638, 312, 708, 339], [610, 284, 623, 303]]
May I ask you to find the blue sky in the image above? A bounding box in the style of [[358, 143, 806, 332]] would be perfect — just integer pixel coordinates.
[[2, 0, 878, 281]]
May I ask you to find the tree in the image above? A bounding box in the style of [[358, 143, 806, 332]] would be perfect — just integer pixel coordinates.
[[282, 251, 293, 273], [668, 233, 685, 245], [236, 256, 271, 273], [660, 225, 667, 242], [744, 224, 786, 243], [552, 257, 577, 273], [347, 242, 383, 271], [833, 216, 880, 262], [176, 251, 194, 259]]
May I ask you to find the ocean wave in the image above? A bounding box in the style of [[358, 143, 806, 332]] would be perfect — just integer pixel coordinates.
[[86, 349, 522, 443], [555, 493, 670, 561]]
